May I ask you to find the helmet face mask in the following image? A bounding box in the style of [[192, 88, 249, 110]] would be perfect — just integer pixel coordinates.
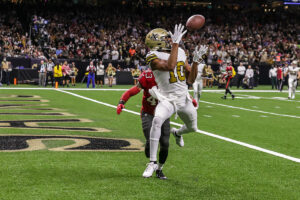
[[145, 28, 171, 51]]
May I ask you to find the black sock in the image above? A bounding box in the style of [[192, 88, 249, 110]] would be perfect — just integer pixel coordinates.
[[145, 142, 150, 158], [159, 149, 168, 165]]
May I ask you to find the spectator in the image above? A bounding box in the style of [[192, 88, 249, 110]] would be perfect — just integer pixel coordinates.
[[206, 65, 214, 88], [106, 63, 116, 87], [1, 57, 10, 86], [129, 47, 136, 57], [131, 64, 141, 85], [96, 60, 105, 87], [253, 66, 260, 87], [46, 59, 54, 87], [70, 62, 78, 87], [236, 62, 246, 89], [111, 48, 119, 61], [277, 64, 283, 91], [38, 60, 47, 87], [62, 61, 71, 87], [245, 65, 254, 89], [86, 61, 96, 88], [269, 66, 278, 89], [53, 62, 63, 86]]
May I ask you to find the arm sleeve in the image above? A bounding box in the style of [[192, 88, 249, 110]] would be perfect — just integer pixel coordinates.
[[120, 86, 141, 104]]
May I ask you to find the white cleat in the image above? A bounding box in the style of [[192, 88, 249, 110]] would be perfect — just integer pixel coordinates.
[[142, 162, 158, 178], [171, 128, 184, 147]]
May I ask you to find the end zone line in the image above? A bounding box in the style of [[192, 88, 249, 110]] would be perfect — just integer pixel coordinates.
[[57, 89, 300, 164], [199, 100, 300, 119]]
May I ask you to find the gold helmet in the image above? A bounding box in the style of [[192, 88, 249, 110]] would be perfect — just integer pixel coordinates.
[[145, 28, 171, 51]]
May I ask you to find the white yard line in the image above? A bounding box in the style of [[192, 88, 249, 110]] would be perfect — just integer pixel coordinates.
[[199, 100, 300, 119], [57, 89, 300, 164], [1, 87, 299, 118], [236, 93, 300, 103], [1, 87, 299, 93]]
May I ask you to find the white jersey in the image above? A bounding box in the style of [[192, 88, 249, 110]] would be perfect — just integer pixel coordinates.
[[195, 64, 205, 82], [146, 48, 187, 98], [288, 66, 299, 80], [237, 65, 246, 75]]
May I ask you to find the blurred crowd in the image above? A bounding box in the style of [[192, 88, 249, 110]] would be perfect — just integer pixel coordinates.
[[0, 3, 299, 68]]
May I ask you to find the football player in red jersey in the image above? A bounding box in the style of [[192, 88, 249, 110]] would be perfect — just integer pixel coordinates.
[[117, 69, 170, 179], [222, 62, 236, 99], [117, 69, 198, 179]]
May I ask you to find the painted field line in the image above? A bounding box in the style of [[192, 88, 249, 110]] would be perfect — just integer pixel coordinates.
[[57, 89, 300, 164], [237, 93, 300, 103], [199, 100, 300, 119], [1, 87, 299, 93]]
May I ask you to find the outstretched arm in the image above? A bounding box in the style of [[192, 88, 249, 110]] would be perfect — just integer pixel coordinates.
[[187, 61, 198, 85], [150, 24, 186, 72], [187, 45, 208, 84], [117, 83, 142, 114]]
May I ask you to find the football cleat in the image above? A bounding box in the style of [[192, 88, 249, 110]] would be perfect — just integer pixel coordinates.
[[171, 128, 184, 147], [221, 96, 227, 100], [142, 162, 158, 178], [156, 170, 167, 180], [232, 95, 235, 100]]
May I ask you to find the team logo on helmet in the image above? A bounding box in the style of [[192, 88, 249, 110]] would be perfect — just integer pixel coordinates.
[[145, 28, 171, 51]]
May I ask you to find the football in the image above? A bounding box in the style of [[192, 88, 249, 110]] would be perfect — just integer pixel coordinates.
[[186, 14, 205, 31]]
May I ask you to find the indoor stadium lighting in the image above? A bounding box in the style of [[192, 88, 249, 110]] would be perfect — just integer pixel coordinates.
[[284, 2, 300, 4]]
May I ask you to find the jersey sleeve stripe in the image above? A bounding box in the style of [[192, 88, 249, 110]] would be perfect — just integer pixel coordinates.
[[146, 54, 157, 61], [146, 54, 158, 65]]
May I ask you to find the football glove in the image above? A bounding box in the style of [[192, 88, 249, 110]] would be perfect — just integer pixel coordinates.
[[192, 98, 198, 108], [169, 24, 187, 44], [193, 45, 208, 63], [116, 104, 125, 115]]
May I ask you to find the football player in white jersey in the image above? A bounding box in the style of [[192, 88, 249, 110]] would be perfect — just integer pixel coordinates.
[[193, 63, 206, 109], [286, 60, 300, 99], [142, 24, 207, 178]]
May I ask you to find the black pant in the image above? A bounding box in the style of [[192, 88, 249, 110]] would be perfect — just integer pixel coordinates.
[[141, 111, 170, 164], [277, 79, 283, 91], [254, 76, 259, 87], [271, 77, 277, 89], [54, 77, 62, 86], [3, 71, 10, 85], [46, 71, 54, 87], [236, 74, 244, 89], [248, 77, 254, 89]]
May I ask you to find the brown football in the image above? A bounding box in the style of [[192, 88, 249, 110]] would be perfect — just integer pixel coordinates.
[[186, 15, 205, 31]]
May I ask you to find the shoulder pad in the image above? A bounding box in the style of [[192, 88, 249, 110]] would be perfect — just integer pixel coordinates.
[[146, 51, 158, 65]]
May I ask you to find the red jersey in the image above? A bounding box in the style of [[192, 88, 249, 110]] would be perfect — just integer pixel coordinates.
[[138, 69, 157, 115], [226, 66, 233, 78], [277, 67, 282, 80]]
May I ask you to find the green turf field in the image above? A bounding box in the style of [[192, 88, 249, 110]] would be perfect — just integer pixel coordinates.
[[0, 85, 299, 200]]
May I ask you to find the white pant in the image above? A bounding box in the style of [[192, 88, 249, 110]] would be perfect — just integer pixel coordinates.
[[288, 78, 297, 99], [193, 78, 203, 104], [149, 96, 198, 161]]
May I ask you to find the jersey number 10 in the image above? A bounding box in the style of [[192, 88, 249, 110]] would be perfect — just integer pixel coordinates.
[[169, 61, 186, 83]]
